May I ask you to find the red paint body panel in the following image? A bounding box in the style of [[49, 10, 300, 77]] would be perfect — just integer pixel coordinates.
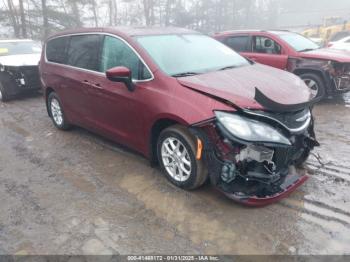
[[178, 63, 312, 107], [220, 174, 308, 207], [299, 48, 350, 63]]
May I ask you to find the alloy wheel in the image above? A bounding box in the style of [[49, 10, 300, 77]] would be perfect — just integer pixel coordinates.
[[303, 79, 319, 97], [50, 98, 63, 126], [161, 137, 192, 182], [0, 89, 2, 101]]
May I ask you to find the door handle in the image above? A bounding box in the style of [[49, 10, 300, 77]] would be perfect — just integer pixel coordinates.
[[92, 83, 102, 89]]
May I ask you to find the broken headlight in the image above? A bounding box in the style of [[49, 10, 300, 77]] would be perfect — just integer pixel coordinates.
[[215, 111, 291, 145]]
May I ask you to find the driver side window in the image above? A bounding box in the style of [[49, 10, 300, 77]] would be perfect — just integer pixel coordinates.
[[253, 36, 281, 55], [99, 35, 152, 80]]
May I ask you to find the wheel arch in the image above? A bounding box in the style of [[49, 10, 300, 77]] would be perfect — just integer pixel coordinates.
[[45, 87, 55, 117], [149, 117, 188, 166], [293, 68, 332, 94]]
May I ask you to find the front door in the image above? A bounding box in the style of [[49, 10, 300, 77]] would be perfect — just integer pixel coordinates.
[[60, 34, 103, 125], [86, 35, 153, 149], [247, 35, 288, 70]]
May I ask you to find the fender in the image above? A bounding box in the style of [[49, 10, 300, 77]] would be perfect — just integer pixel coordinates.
[[148, 114, 189, 165], [288, 57, 334, 94]]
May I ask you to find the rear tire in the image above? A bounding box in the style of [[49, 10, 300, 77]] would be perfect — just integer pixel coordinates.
[[157, 125, 208, 190], [300, 73, 326, 98], [47, 92, 71, 130]]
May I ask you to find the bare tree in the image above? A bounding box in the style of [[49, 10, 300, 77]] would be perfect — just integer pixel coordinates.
[[6, 0, 20, 37], [18, 0, 27, 37], [69, 0, 82, 27], [41, 0, 49, 38], [143, 0, 155, 25], [164, 0, 174, 26], [91, 0, 99, 26], [108, 0, 118, 26]]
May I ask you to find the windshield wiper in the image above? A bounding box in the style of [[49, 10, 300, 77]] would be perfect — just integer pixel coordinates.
[[172, 72, 199, 78], [219, 65, 237, 71], [298, 48, 318, 52]]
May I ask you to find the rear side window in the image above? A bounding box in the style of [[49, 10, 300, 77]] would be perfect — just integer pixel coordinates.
[[225, 36, 251, 52], [67, 35, 102, 71], [100, 35, 152, 80], [46, 37, 69, 64]]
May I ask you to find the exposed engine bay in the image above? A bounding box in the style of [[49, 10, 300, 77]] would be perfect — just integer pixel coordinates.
[[190, 89, 319, 206], [332, 62, 350, 91]]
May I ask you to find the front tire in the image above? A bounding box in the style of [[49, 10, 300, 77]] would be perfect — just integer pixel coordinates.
[[157, 125, 208, 190], [300, 73, 326, 98], [48, 92, 71, 130], [0, 81, 10, 102]]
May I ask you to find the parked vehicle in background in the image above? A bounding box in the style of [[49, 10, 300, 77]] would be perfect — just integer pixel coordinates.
[[0, 39, 42, 101], [40, 27, 320, 206], [327, 30, 350, 46], [327, 36, 350, 51], [308, 37, 324, 47], [214, 30, 350, 97]]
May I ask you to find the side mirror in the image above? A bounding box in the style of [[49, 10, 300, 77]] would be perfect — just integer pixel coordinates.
[[106, 66, 135, 92]]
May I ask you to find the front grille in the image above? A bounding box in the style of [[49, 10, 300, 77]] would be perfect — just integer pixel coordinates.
[[21, 66, 41, 89], [244, 108, 311, 133]]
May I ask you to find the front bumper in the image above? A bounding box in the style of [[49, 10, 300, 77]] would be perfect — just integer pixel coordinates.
[[218, 173, 308, 207], [190, 114, 316, 207], [3, 66, 41, 95]]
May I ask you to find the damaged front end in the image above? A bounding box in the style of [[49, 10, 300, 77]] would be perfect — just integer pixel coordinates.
[[331, 62, 350, 92], [190, 94, 319, 206], [0, 65, 41, 97], [287, 57, 350, 94]]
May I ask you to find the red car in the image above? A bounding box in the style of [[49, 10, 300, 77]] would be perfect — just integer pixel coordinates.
[[40, 27, 320, 206], [214, 30, 350, 97]]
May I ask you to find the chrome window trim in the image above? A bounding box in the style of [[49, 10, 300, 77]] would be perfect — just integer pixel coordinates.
[[243, 109, 312, 133], [44, 32, 154, 83]]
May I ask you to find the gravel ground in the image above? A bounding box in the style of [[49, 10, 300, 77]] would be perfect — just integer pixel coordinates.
[[0, 93, 349, 255]]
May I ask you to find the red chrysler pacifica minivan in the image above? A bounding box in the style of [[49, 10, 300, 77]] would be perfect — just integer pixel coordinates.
[[40, 27, 320, 206]]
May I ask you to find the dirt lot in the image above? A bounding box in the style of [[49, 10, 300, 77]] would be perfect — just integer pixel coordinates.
[[0, 93, 349, 255]]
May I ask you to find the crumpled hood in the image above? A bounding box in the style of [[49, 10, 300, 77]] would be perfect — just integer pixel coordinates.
[[0, 54, 40, 66], [177, 64, 313, 110], [300, 48, 350, 63]]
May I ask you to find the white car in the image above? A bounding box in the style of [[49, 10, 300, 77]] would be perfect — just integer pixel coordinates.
[[0, 39, 41, 101], [328, 36, 350, 52]]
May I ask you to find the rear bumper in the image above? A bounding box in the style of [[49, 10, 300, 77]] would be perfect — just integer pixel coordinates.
[[218, 173, 308, 207]]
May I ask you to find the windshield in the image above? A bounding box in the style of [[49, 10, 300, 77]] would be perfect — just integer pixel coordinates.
[[135, 34, 249, 76], [0, 41, 42, 56], [278, 33, 319, 52]]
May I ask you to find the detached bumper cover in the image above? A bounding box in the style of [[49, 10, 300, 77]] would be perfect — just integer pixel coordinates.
[[218, 173, 308, 207]]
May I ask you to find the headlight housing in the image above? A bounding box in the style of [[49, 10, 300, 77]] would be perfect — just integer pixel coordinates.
[[215, 111, 291, 145]]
